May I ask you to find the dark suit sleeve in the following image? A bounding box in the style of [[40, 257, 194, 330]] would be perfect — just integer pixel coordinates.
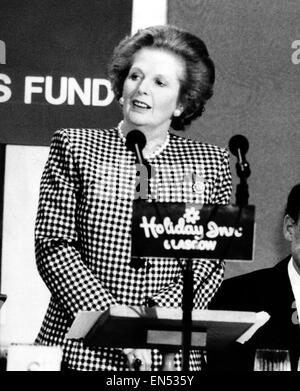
[[35, 129, 117, 319], [209, 270, 266, 311], [207, 272, 263, 371], [209, 277, 240, 310]]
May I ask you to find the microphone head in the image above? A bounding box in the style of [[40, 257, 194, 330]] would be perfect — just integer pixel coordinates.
[[125, 130, 146, 153], [228, 134, 249, 157]]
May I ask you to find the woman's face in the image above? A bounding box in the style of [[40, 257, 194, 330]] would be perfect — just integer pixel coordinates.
[[122, 47, 185, 133]]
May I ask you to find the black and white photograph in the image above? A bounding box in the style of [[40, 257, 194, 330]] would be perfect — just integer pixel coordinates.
[[0, 0, 299, 384]]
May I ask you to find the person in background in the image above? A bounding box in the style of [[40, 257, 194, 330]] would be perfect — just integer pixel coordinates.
[[208, 184, 300, 371], [34, 24, 232, 371]]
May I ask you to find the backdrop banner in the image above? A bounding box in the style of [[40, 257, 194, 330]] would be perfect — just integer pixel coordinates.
[[0, 0, 132, 145]]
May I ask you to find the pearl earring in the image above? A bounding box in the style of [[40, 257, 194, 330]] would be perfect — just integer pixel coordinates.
[[173, 108, 181, 117], [119, 97, 124, 106]]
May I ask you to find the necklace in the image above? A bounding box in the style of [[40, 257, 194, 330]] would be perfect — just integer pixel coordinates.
[[117, 120, 170, 161]]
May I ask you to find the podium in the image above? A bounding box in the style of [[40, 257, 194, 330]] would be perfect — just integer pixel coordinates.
[[130, 201, 256, 369], [67, 305, 267, 370]]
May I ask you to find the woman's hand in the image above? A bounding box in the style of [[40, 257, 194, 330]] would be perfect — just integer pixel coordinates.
[[123, 348, 152, 371]]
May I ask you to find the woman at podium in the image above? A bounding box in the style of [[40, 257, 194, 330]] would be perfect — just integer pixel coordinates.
[[34, 25, 232, 371]]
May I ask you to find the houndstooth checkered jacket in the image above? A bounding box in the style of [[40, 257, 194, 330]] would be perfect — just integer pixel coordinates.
[[34, 127, 232, 371]]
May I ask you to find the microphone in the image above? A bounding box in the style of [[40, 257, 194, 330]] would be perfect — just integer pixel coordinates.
[[228, 134, 251, 178], [126, 129, 152, 203], [229, 134, 249, 163], [229, 134, 251, 206], [125, 130, 146, 164]]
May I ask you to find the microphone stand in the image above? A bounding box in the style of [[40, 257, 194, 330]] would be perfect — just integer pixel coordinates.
[[235, 155, 251, 206], [181, 259, 193, 371]]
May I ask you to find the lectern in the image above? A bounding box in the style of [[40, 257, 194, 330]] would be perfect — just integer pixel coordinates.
[[66, 200, 256, 370], [130, 201, 256, 370], [67, 305, 266, 371]]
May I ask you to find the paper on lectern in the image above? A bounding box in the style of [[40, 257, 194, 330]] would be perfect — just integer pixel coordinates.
[[66, 310, 102, 339], [236, 311, 270, 344], [0, 294, 7, 310]]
